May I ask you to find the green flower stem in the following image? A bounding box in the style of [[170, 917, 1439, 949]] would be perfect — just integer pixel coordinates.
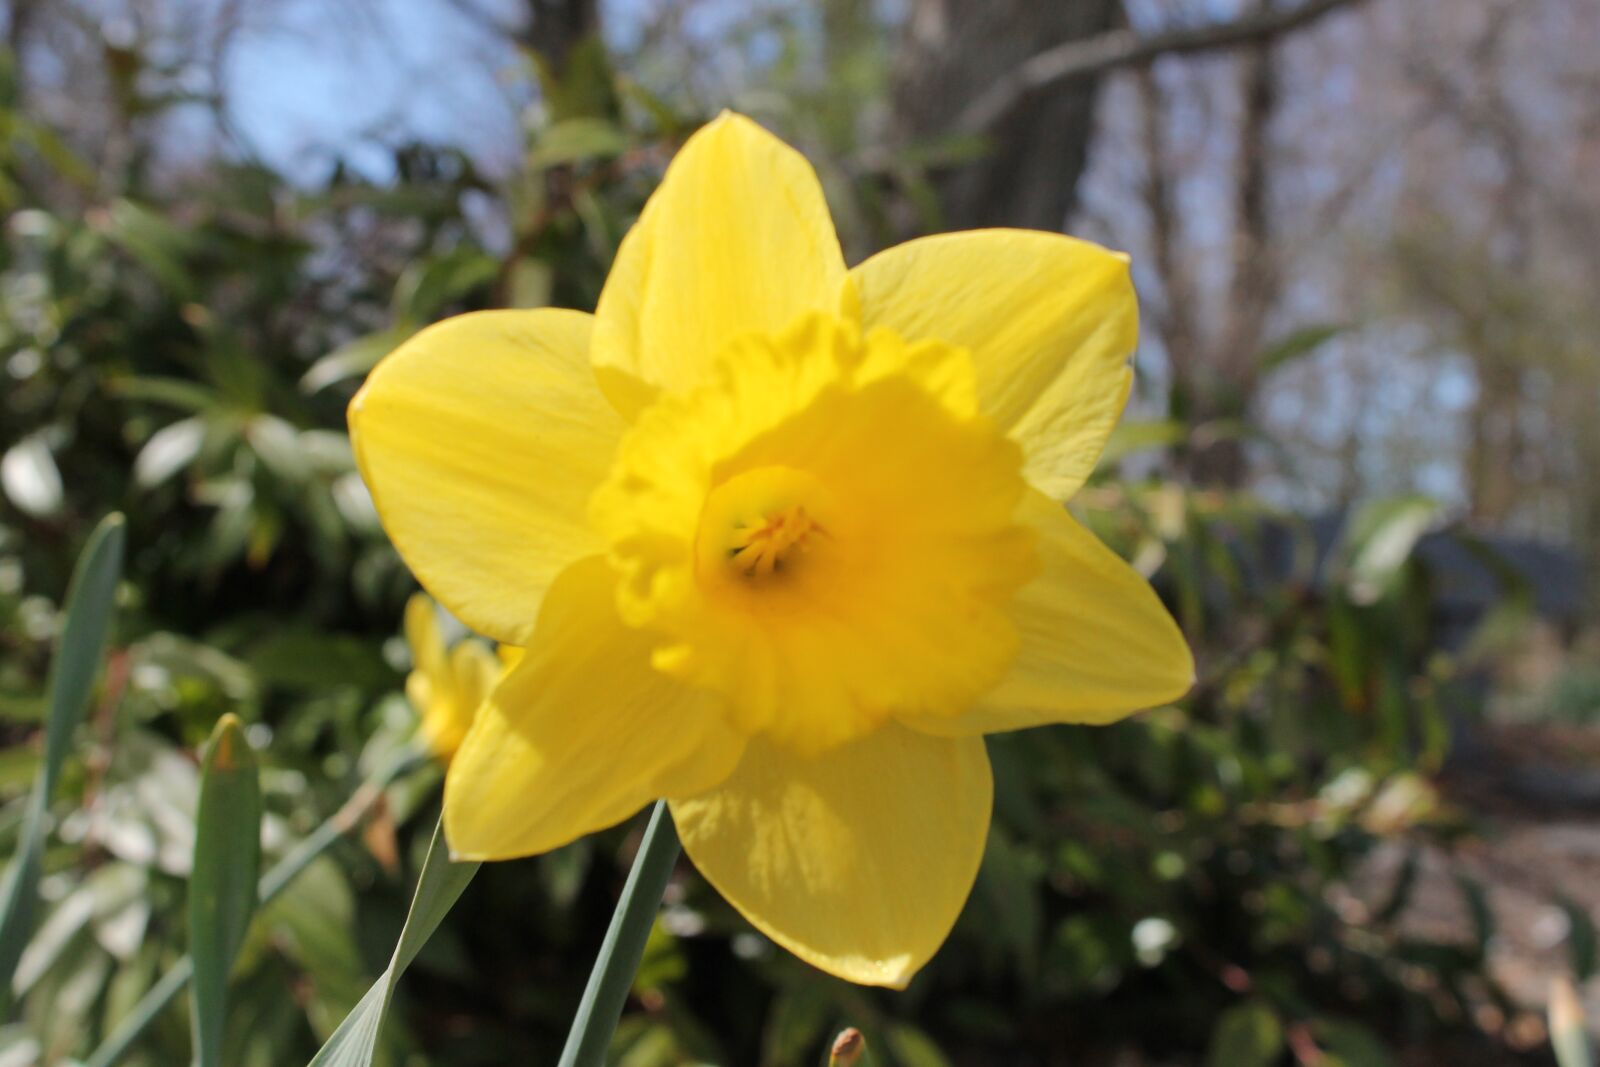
[[558, 801, 681, 1067], [83, 748, 428, 1067]]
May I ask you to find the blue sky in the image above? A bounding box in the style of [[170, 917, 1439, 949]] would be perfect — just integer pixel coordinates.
[[222, 0, 533, 180]]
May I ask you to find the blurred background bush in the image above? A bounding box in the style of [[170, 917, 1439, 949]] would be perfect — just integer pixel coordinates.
[[1, 0, 1597, 1064]]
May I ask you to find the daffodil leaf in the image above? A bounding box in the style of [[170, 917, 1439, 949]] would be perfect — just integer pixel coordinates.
[[189, 714, 262, 1067], [306, 818, 477, 1067], [0, 514, 125, 1011], [557, 802, 681, 1067]]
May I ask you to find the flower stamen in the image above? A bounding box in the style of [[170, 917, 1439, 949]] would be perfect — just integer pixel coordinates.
[[729, 505, 823, 577]]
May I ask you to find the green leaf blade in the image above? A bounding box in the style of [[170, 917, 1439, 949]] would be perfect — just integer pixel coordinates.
[[557, 802, 681, 1067], [305, 818, 477, 1067], [0, 513, 125, 1007], [189, 714, 263, 1067]]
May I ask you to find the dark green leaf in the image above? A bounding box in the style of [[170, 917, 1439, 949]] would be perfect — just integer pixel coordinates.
[[0, 514, 125, 1007], [558, 802, 679, 1067], [189, 714, 263, 1067]]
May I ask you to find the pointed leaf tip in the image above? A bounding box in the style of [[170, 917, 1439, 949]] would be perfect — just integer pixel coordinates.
[[208, 714, 245, 768]]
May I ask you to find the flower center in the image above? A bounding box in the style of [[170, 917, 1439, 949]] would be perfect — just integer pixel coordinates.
[[693, 466, 841, 599], [730, 504, 823, 577]]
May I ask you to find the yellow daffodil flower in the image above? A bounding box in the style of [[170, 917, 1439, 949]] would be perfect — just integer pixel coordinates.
[[352, 113, 1193, 988], [403, 593, 501, 760]]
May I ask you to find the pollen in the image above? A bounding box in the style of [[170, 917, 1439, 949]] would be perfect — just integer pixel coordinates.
[[729, 505, 824, 577]]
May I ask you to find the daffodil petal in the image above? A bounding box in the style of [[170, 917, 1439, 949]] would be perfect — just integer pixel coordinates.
[[670, 725, 991, 988], [404, 593, 446, 681], [448, 640, 500, 720], [592, 112, 848, 415], [443, 556, 745, 860], [350, 309, 625, 645], [904, 491, 1192, 737], [849, 229, 1137, 498]]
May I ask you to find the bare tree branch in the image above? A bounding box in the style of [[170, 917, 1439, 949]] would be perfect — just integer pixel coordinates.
[[954, 0, 1370, 134]]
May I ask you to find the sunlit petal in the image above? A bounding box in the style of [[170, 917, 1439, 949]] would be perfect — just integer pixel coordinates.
[[351, 309, 624, 645], [444, 557, 745, 860], [904, 491, 1193, 736], [592, 112, 847, 415], [672, 724, 991, 988], [850, 229, 1137, 498]]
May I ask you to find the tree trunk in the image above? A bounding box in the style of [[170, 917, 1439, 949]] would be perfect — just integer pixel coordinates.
[[523, 0, 601, 73], [891, 0, 1120, 233]]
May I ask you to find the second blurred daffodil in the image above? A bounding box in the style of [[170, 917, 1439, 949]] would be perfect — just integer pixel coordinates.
[[352, 113, 1193, 988], [403, 593, 502, 760]]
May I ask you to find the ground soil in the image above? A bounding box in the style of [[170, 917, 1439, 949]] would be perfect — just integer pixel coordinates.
[[1372, 721, 1600, 1062]]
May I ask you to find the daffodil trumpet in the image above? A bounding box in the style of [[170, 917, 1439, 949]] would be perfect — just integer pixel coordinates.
[[352, 112, 1193, 992]]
